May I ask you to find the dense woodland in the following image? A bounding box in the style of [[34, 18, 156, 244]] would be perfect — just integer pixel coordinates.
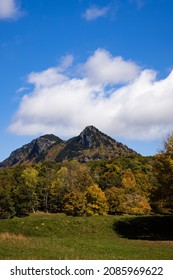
[[0, 134, 173, 219]]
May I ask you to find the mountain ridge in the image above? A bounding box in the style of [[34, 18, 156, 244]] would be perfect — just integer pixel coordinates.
[[0, 126, 138, 167]]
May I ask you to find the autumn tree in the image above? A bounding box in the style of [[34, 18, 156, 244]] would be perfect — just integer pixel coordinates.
[[89, 161, 122, 190], [121, 193, 151, 215], [122, 169, 136, 193], [105, 187, 125, 214], [85, 184, 108, 216], [152, 134, 173, 213], [46, 161, 93, 213], [61, 160, 93, 192], [48, 166, 70, 212], [105, 186, 151, 215], [63, 191, 86, 216]]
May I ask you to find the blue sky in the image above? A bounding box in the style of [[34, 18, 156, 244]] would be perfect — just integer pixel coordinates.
[[0, 0, 173, 161]]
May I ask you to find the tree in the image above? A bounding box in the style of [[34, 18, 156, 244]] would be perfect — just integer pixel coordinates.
[[63, 191, 86, 216], [105, 187, 125, 214], [50, 166, 71, 212], [0, 184, 15, 219], [46, 161, 93, 213], [89, 161, 122, 190], [105, 186, 151, 215], [21, 166, 39, 212], [61, 160, 93, 192], [152, 134, 173, 213], [121, 193, 151, 215], [85, 184, 108, 216], [12, 166, 39, 216], [13, 184, 36, 217], [122, 169, 136, 192], [36, 162, 61, 212]]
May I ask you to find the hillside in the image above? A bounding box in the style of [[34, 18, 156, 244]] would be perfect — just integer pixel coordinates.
[[0, 134, 64, 167], [0, 126, 138, 167], [56, 125, 137, 162]]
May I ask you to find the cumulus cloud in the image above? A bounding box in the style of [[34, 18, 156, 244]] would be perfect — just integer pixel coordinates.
[[0, 0, 21, 19], [83, 5, 109, 21], [82, 49, 140, 85], [9, 49, 173, 140]]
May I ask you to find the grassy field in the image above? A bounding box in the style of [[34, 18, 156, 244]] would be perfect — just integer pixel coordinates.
[[0, 212, 173, 260]]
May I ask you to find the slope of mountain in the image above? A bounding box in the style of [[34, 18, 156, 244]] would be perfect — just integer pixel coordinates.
[[0, 134, 64, 167], [0, 126, 138, 167], [56, 126, 137, 162]]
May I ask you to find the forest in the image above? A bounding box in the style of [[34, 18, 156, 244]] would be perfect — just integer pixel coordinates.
[[0, 134, 173, 219]]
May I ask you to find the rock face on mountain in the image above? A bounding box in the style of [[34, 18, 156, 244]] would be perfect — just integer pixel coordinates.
[[0, 134, 64, 167], [0, 126, 138, 167], [56, 126, 137, 162]]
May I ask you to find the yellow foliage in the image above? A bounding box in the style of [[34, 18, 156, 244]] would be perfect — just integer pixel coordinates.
[[122, 169, 136, 191], [85, 184, 108, 216]]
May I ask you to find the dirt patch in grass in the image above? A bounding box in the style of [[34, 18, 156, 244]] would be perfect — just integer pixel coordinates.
[[0, 232, 28, 242]]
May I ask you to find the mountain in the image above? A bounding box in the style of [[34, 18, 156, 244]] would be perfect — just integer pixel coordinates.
[[0, 126, 138, 167], [0, 134, 64, 167], [56, 125, 137, 162]]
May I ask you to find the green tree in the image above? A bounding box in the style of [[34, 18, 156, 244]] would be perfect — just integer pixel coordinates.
[[13, 184, 35, 217], [36, 162, 61, 212], [152, 134, 173, 213], [0, 167, 19, 218], [0, 184, 15, 219], [89, 161, 122, 190], [12, 166, 39, 216], [21, 166, 39, 212], [51, 166, 71, 212]]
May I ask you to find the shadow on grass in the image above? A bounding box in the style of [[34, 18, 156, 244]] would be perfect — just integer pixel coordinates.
[[114, 216, 173, 240]]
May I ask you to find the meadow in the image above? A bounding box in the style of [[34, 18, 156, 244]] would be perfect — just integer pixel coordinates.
[[0, 213, 173, 260]]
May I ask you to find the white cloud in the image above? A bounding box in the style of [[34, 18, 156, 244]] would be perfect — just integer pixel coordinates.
[[82, 49, 140, 85], [16, 87, 29, 93], [83, 5, 109, 21], [9, 49, 173, 141], [0, 0, 21, 19]]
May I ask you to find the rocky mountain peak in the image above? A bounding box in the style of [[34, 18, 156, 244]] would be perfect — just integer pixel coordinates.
[[79, 125, 101, 148], [0, 126, 138, 167], [31, 134, 62, 153], [27, 134, 63, 161], [81, 125, 98, 133], [0, 134, 63, 167], [78, 125, 116, 149]]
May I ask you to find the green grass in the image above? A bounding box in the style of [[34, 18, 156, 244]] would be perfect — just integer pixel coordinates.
[[0, 213, 173, 259]]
